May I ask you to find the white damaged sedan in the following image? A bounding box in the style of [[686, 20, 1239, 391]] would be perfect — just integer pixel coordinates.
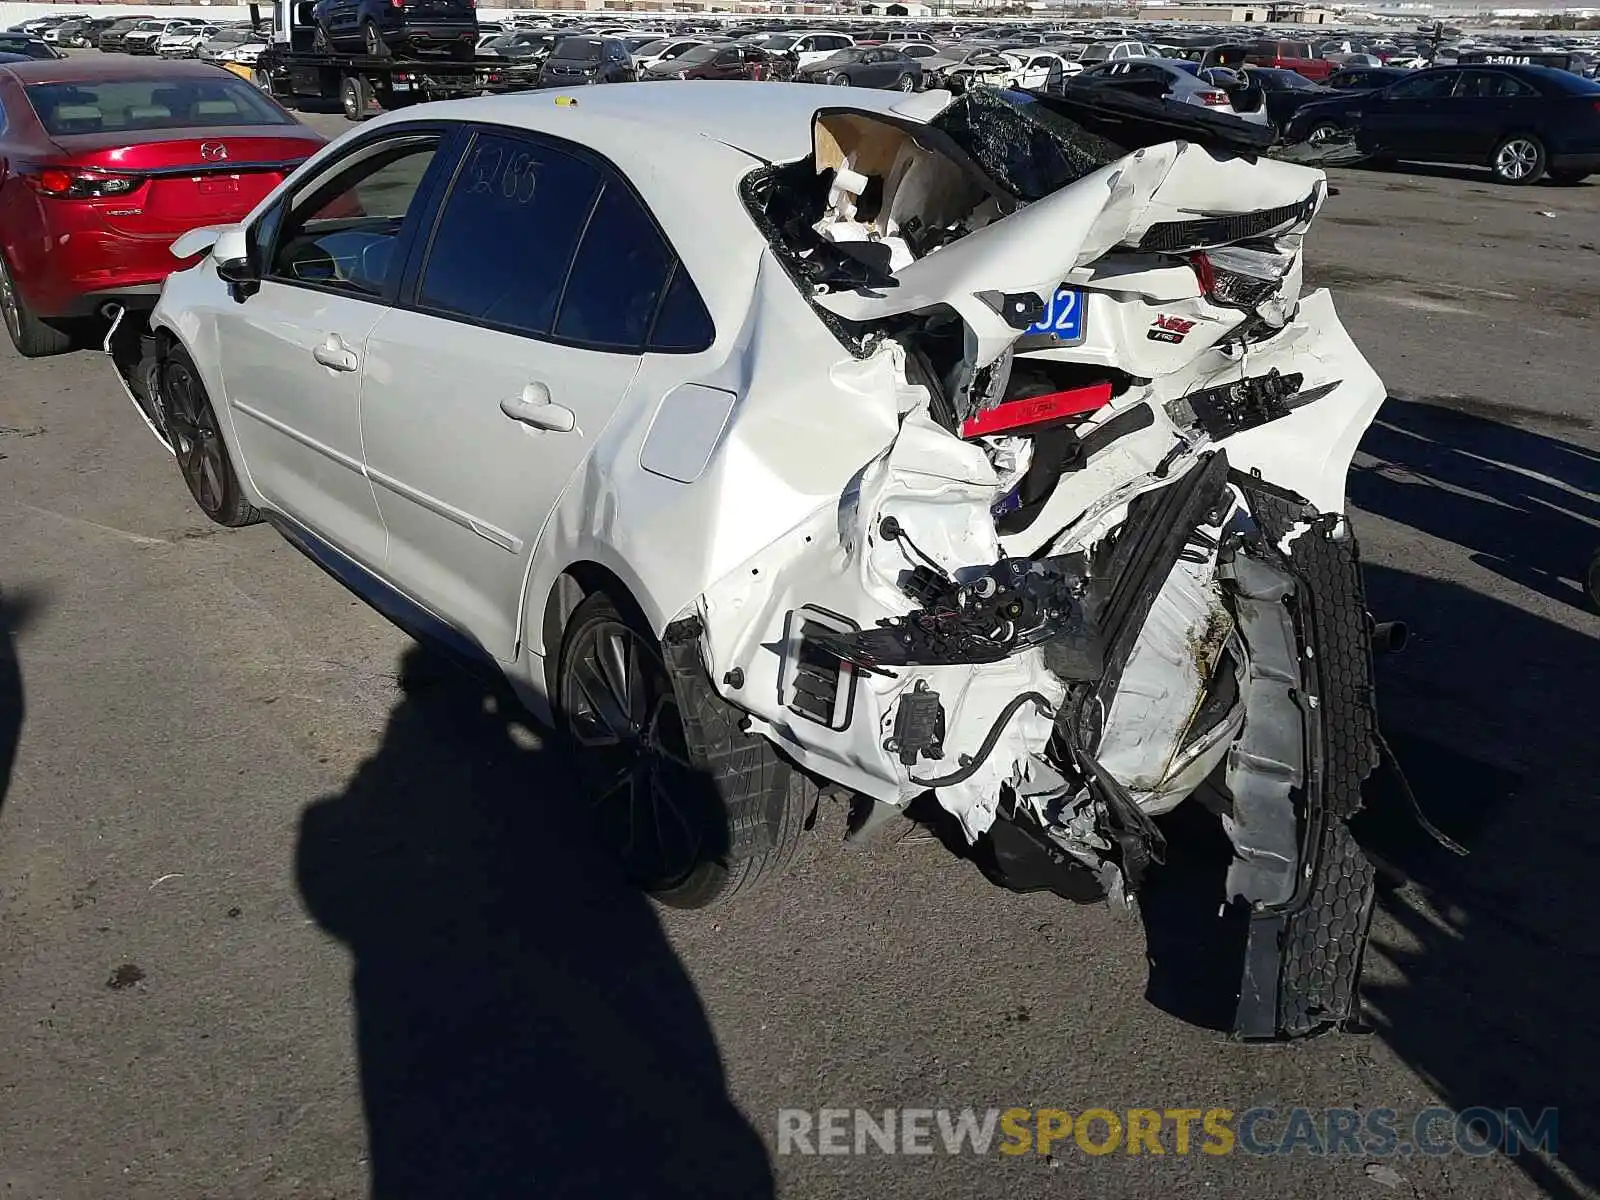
[[118, 82, 1388, 1039]]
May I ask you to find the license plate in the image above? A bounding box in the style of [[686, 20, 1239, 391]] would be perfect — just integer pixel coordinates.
[[199, 178, 239, 195], [1026, 286, 1086, 342], [390, 80, 412, 90]]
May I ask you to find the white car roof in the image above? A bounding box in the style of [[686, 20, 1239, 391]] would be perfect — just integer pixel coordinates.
[[378, 79, 920, 169]]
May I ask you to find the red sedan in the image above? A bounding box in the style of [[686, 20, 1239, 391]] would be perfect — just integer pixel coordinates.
[[0, 57, 324, 357]]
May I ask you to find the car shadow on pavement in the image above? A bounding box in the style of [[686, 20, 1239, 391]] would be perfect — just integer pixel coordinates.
[[0, 585, 42, 823], [1354, 562, 1600, 1200], [1350, 393, 1600, 611], [294, 644, 774, 1200]]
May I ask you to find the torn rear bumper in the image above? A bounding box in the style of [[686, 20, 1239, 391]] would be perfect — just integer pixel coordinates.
[[1227, 472, 1378, 1040]]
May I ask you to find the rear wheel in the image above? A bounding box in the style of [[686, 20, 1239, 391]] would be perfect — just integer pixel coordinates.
[[161, 344, 260, 528], [1491, 134, 1545, 185], [897, 72, 916, 91], [556, 592, 803, 909], [341, 73, 372, 121], [829, 72, 849, 85], [362, 20, 389, 58], [1548, 168, 1590, 186], [0, 253, 73, 359]]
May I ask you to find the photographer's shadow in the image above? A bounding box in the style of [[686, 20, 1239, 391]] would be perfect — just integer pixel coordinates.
[[296, 645, 772, 1199]]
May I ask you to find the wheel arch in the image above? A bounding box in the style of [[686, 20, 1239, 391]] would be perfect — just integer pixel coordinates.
[[538, 559, 655, 701]]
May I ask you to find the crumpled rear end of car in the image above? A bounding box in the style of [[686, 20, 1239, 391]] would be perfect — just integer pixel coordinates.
[[688, 86, 1388, 1039]]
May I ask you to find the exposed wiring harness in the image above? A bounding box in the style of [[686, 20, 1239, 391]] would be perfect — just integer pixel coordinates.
[[910, 691, 1054, 788]]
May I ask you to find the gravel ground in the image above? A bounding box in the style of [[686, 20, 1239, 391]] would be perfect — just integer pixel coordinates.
[[0, 104, 1597, 1199]]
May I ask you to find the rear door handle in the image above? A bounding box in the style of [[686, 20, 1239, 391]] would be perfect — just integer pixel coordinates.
[[312, 334, 359, 372], [500, 382, 576, 433]]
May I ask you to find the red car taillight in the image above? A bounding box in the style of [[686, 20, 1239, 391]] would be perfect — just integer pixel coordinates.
[[23, 167, 143, 199], [1197, 89, 1230, 107], [1189, 246, 1297, 309]]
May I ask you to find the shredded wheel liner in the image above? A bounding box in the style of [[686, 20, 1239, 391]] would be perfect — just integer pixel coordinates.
[[1229, 473, 1380, 1040]]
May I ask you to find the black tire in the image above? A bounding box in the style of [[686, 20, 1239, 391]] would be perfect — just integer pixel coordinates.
[[1305, 120, 1343, 146], [897, 72, 916, 91], [1548, 169, 1590, 186], [341, 73, 372, 121], [362, 20, 390, 59], [827, 72, 848, 85], [1491, 133, 1545, 185], [161, 343, 260, 528], [556, 592, 803, 909], [0, 252, 73, 358]]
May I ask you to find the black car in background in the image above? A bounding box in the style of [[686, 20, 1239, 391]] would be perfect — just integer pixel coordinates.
[[538, 36, 635, 86], [0, 33, 63, 60], [94, 16, 156, 52], [1287, 64, 1600, 184], [1245, 65, 1332, 128], [312, 0, 478, 59], [794, 46, 921, 89]]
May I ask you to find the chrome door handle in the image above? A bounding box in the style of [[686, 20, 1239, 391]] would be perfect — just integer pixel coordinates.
[[312, 335, 358, 372], [500, 382, 576, 433]]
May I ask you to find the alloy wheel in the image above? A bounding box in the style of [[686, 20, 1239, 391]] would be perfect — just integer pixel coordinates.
[[561, 617, 703, 890], [163, 357, 229, 517], [0, 259, 21, 345], [1496, 138, 1538, 181], [1308, 123, 1340, 146]]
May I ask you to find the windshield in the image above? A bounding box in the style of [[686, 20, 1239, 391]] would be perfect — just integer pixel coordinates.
[[26, 76, 293, 135], [551, 37, 603, 61]]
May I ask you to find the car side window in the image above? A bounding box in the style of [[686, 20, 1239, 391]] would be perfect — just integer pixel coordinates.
[[1455, 70, 1536, 98], [553, 177, 675, 351], [266, 134, 441, 299], [1387, 71, 1455, 100], [419, 130, 601, 337]]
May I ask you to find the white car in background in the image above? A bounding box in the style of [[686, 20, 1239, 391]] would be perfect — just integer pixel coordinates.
[[631, 36, 712, 70], [750, 30, 855, 67], [158, 23, 222, 57], [122, 18, 205, 54], [122, 82, 1387, 1042]]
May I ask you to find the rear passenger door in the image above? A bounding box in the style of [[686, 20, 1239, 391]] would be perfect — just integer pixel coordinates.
[[1447, 68, 1540, 160], [358, 126, 695, 663]]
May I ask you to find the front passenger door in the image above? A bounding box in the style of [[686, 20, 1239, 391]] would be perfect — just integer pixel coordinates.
[[1359, 70, 1458, 156], [216, 129, 451, 569]]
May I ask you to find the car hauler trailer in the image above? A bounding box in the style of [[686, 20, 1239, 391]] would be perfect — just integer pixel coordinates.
[[247, 0, 539, 121]]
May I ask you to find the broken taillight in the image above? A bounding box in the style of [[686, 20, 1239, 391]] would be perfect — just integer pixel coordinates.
[[1189, 244, 1296, 310], [961, 381, 1113, 439]]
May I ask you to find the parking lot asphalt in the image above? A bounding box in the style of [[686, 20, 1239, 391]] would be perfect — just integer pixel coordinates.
[[1, 103, 1598, 1199]]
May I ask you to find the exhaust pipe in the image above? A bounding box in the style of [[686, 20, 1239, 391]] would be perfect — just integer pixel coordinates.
[[1369, 617, 1408, 655]]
